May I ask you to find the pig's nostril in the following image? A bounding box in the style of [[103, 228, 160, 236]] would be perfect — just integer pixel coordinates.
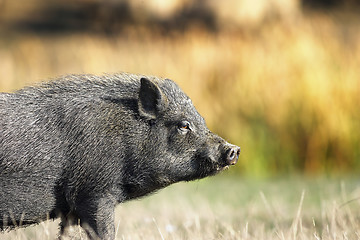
[[226, 146, 240, 165], [229, 150, 235, 159]]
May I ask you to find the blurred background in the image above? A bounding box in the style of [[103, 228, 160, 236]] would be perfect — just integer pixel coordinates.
[[0, 0, 359, 177]]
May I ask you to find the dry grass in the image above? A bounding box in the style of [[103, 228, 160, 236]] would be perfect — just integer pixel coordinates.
[[1, 176, 360, 239]]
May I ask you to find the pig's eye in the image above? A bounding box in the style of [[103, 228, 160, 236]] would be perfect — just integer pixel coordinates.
[[178, 121, 191, 133]]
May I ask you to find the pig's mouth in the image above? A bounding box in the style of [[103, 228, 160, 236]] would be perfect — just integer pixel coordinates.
[[192, 148, 238, 178], [180, 157, 231, 182], [216, 165, 229, 171], [199, 157, 231, 177]]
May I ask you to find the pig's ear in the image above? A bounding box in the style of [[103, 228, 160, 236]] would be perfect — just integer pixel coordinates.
[[138, 77, 168, 120]]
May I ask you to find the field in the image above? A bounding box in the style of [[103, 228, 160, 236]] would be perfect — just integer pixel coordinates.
[[1, 1, 360, 239], [1, 175, 360, 239]]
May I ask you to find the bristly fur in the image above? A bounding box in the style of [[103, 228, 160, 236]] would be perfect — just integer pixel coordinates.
[[0, 72, 240, 239]]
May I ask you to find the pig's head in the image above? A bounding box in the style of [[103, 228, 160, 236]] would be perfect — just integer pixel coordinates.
[[137, 77, 240, 184]]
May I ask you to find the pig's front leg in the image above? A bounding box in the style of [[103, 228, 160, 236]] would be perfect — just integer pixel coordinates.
[[74, 196, 116, 240]]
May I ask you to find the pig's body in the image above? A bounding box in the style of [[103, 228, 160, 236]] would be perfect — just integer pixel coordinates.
[[0, 73, 240, 239]]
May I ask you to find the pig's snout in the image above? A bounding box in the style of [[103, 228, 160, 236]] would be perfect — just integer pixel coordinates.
[[225, 145, 240, 165]]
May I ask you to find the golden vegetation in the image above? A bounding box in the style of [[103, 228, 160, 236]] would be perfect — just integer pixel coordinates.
[[0, 1, 359, 175]]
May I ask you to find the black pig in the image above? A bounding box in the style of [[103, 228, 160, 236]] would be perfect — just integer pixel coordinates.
[[0, 73, 240, 239]]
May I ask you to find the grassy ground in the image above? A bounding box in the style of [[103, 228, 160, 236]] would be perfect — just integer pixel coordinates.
[[2, 175, 360, 239]]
